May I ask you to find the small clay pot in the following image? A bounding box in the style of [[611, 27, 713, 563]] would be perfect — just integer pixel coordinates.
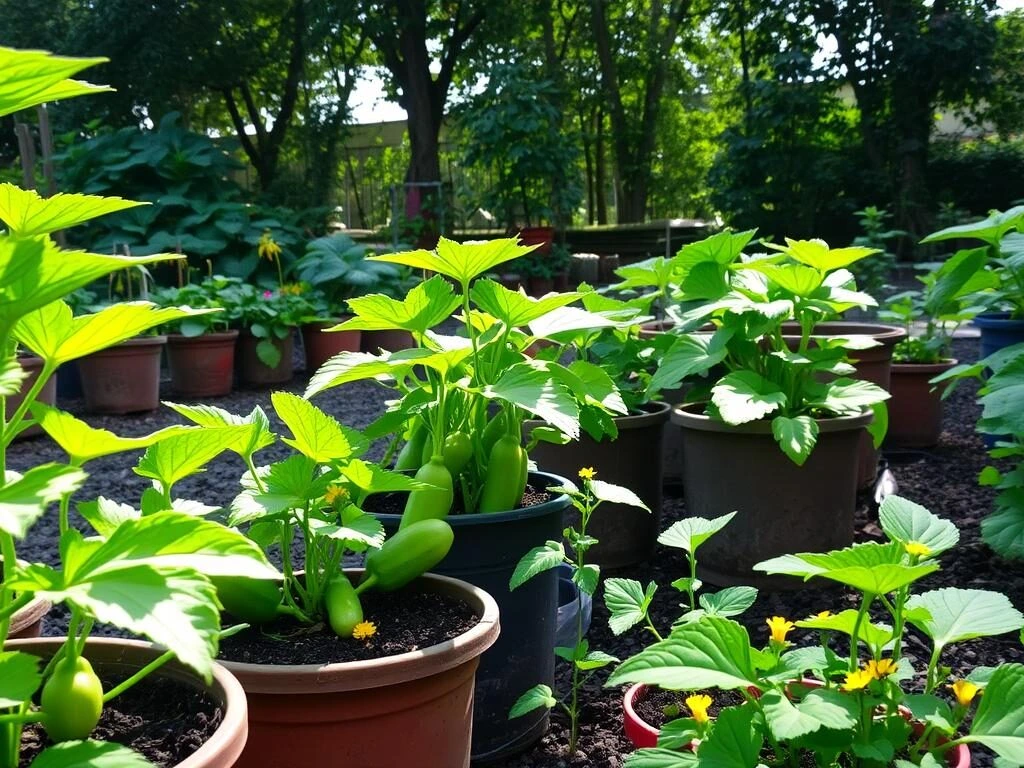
[[528, 276, 555, 297], [8, 596, 51, 639], [9, 356, 56, 438], [236, 330, 293, 387], [887, 360, 958, 449], [301, 320, 360, 373], [78, 336, 166, 414], [360, 329, 416, 353], [166, 331, 239, 398], [6, 637, 248, 768]]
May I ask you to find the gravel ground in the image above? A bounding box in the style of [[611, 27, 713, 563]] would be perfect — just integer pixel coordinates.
[[9, 336, 1022, 767]]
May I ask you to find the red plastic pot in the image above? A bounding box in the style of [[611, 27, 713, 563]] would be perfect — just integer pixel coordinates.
[[166, 331, 239, 398], [301, 320, 360, 373], [517, 226, 554, 255]]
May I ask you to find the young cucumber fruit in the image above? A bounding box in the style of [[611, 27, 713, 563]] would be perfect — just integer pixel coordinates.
[[478, 435, 527, 513], [210, 575, 283, 624], [361, 519, 454, 593], [41, 655, 104, 742], [399, 455, 454, 529], [324, 573, 364, 638]]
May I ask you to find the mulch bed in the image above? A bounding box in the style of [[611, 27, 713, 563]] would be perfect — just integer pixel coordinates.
[[10, 337, 1022, 767]]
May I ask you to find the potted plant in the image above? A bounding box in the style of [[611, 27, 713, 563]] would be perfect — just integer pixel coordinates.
[[217, 278, 303, 387], [920, 204, 1024, 357], [550, 243, 572, 292], [520, 251, 555, 297], [879, 248, 991, 448], [290, 233, 420, 369], [162, 393, 500, 768], [608, 494, 1024, 767], [0, 45, 285, 767], [657, 236, 890, 587], [304, 237, 627, 760], [152, 279, 239, 398]]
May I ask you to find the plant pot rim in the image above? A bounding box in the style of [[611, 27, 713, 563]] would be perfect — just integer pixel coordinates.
[[781, 321, 907, 346], [218, 570, 500, 694], [98, 335, 168, 348], [525, 401, 671, 431], [974, 311, 1024, 327], [9, 595, 51, 636], [670, 402, 874, 434], [303, 317, 354, 328], [167, 330, 240, 343], [5, 637, 247, 768], [891, 358, 958, 372], [375, 469, 571, 526]]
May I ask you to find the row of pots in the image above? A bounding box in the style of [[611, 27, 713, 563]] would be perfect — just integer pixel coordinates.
[[6, 472, 574, 767]]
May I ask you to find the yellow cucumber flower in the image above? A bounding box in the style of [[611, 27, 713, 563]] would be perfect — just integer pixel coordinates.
[[324, 484, 348, 505], [948, 680, 979, 707], [258, 230, 282, 261], [578, 467, 596, 480], [866, 658, 898, 679], [905, 541, 931, 558], [686, 694, 713, 724], [842, 668, 875, 691], [352, 621, 377, 640], [813, 610, 833, 620], [766, 616, 795, 645]]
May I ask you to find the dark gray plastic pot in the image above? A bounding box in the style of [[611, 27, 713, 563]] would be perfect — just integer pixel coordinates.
[[373, 471, 570, 763], [672, 405, 872, 590], [525, 402, 670, 568]]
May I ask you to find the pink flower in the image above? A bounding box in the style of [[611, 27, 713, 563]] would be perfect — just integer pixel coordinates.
[[263, 290, 273, 299]]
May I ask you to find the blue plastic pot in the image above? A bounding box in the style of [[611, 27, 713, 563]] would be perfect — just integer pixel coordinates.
[[975, 312, 1024, 359], [374, 471, 570, 763]]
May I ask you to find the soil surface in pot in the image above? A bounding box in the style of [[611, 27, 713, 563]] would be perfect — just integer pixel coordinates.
[[634, 687, 745, 730], [18, 673, 220, 768], [364, 482, 555, 516], [218, 586, 478, 665], [10, 337, 1020, 767]]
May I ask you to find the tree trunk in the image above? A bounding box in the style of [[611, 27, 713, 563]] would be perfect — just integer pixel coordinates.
[[595, 109, 608, 225]]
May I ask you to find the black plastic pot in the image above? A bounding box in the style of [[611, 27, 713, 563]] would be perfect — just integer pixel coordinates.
[[373, 471, 570, 763], [525, 402, 670, 568]]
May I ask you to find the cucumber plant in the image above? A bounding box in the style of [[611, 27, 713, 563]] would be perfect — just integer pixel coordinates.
[[0, 46, 279, 768], [304, 237, 630, 516]]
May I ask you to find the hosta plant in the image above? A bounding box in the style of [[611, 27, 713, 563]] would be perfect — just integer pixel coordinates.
[[304, 237, 628, 517], [508, 468, 649, 752], [0, 46, 277, 768], [646, 231, 891, 465], [607, 495, 1024, 767]]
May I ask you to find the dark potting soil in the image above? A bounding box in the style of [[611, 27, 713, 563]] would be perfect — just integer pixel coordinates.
[[9, 337, 1023, 768], [218, 586, 479, 665], [18, 673, 220, 768], [364, 482, 555, 516], [633, 687, 747, 730]]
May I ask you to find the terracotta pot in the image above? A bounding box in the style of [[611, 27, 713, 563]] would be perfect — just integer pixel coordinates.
[[672, 405, 872, 589], [553, 271, 570, 292], [517, 226, 554, 255], [974, 312, 1024, 358], [219, 571, 499, 768], [166, 331, 239, 398], [8, 595, 51, 639], [9, 356, 56, 438], [525, 402, 671, 568], [782, 322, 906, 489], [886, 360, 958, 449], [360, 328, 416, 353], [623, 682, 971, 766], [78, 336, 166, 414], [528, 276, 555, 297], [236, 330, 293, 387], [6, 637, 248, 768], [373, 472, 569, 761], [301, 320, 360, 373]]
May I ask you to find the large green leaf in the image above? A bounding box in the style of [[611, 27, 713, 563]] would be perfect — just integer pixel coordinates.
[[509, 684, 557, 718], [965, 663, 1024, 762], [0, 464, 86, 538], [0, 47, 111, 118], [808, 379, 890, 415], [624, 748, 698, 768], [604, 577, 658, 635], [0, 236, 179, 331], [370, 236, 535, 285], [30, 403, 189, 464], [272, 392, 353, 463], [982, 499, 1024, 560], [590, 479, 649, 510], [921, 205, 1024, 248], [0, 185, 144, 237], [658, 512, 737, 555], [0, 650, 41, 707], [162, 402, 275, 459], [606, 617, 759, 690], [304, 351, 400, 397], [761, 687, 858, 741], [878, 495, 959, 557], [484, 364, 580, 438], [335, 275, 460, 333], [509, 541, 565, 590], [906, 588, 1024, 653], [340, 459, 440, 496], [755, 541, 937, 593], [647, 330, 732, 394], [134, 427, 251, 493], [711, 371, 787, 425], [15, 301, 215, 365], [795, 609, 893, 649], [747, 262, 823, 295], [527, 305, 619, 337], [77, 497, 141, 538], [29, 740, 154, 768], [469, 279, 582, 327], [699, 586, 759, 619], [695, 703, 762, 768], [772, 238, 880, 271], [771, 415, 819, 466]]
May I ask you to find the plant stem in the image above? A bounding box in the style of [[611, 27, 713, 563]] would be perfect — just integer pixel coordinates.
[[0, 362, 56, 449], [0, 534, 19, 643], [102, 649, 175, 702], [849, 594, 873, 671]]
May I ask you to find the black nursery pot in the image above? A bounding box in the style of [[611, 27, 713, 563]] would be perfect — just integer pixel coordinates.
[[373, 471, 570, 763]]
